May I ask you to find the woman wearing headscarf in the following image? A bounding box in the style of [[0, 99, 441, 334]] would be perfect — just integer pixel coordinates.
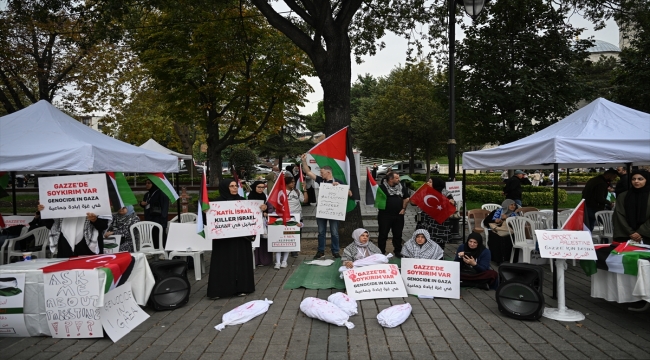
[[207, 179, 266, 299], [412, 177, 456, 250], [401, 229, 444, 260], [613, 169, 650, 244], [248, 180, 273, 266], [104, 205, 140, 252], [139, 179, 169, 249], [483, 199, 519, 264], [454, 232, 498, 289], [37, 204, 111, 257], [341, 228, 383, 268]]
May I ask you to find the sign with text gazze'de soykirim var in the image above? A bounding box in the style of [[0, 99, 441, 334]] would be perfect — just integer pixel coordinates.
[[39, 174, 111, 219], [342, 264, 408, 301], [534, 230, 597, 260], [400, 258, 460, 299], [205, 200, 264, 240]]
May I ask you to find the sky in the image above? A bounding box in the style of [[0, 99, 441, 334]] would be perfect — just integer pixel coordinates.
[[298, 13, 620, 115]]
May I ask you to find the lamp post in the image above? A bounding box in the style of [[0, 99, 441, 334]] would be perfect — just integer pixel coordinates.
[[448, 0, 486, 181]]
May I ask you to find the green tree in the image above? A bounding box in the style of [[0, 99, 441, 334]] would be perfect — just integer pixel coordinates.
[[256, 112, 315, 165]]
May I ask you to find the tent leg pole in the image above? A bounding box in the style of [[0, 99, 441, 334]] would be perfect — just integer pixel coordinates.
[[462, 169, 466, 241], [11, 171, 17, 215], [175, 173, 181, 217], [552, 163, 559, 300]]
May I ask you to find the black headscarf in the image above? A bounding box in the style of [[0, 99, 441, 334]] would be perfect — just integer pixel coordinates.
[[247, 181, 267, 201], [463, 232, 485, 259], [623, 169, 650, 231], [431, 177, 446, 193], [217, 178, 242, 201]]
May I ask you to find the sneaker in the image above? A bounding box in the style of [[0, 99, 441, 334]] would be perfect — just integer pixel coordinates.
[[274, 263, 281, 270], [332, 252, 341, 259], [313, 251, 324, 260], [281, 261, 288, 268]]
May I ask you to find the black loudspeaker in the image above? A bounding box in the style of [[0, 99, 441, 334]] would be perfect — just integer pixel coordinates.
[[495, 263, 545, 320], [148, 260, 191, 311]]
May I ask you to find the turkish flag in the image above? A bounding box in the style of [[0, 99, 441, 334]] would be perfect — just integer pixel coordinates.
[[267, 174, 290, 225], [410, 184, 456, 224]]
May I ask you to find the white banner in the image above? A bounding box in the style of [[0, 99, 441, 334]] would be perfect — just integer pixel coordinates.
[[166, 223, 212, 251], [100, 282, 150, 343], [535, 230, 597, 260], [0, 216, 33, 229], [0, 273, 30, 337], [315, 183, 349, 221], [400, 259, 460, 299], [267, 225, 301, 252], [343, 264, 408, 301], [445, 181, 463, 203], [206, 200, 264, 240], [43, 270, 103, 338], [39, 174, 111, 219]]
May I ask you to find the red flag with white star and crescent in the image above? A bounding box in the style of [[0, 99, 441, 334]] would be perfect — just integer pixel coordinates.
[[410, 183, 456, 224]]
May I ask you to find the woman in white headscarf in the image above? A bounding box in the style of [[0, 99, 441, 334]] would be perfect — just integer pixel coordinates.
[[341, 228, 382, 269], [401, 229, 444, 260]]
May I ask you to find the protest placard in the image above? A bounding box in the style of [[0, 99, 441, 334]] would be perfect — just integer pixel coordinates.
[[100, 282, 150, 342], [535, 230, 597, 260], [43, 270, 103, 338], [445, 181, 463, 203], [316, 183, 349, 221], [400, 259, 460, 299], [206, 200, 264, 240], [268, 225, 301, 252], [166, 223, 212, 251], [343, 264, 408, 301], [0, 216, 33, 229], [39, 174, 111, 219], [0, 273, 30, 337]]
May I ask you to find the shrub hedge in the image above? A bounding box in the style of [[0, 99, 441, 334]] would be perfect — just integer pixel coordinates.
[[407, 182, 566, 206], [406, 172, 600, 184]]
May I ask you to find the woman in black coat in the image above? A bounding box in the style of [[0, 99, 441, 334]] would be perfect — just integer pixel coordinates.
[[140, 179, 169, 249]]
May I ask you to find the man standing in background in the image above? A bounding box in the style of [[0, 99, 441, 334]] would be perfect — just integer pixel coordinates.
[[377, 172, 410, 257]]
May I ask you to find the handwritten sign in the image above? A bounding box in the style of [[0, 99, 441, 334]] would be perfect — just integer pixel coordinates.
[[267, 225, 301, 252], [534, 230, 597, 260], [343, 264, 408, 300], [166, 223, 212, 251], [39, 174, 111, 219], [43, 270, 103, 338], [100, 282, 149, 342], [445, 181, 463, 204], [0, 273, 30, 337], [206, 200, 264, 240], [0, 216, 33, 229], [400, 259, 460, 299], [316, 183, 349, 221]]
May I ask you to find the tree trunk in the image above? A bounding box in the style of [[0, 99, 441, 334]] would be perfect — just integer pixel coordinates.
[[206, 111, 222, 187]]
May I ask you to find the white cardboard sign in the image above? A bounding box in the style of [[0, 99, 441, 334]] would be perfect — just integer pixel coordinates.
[[534, 230, 597, 260], [445, 181, 463, 203], [315, 183, 349, 221], [166, 223, 212, 251], [100, 282, 150, 343], [206, 200, 264, 240], [0, 216, 33, 229], [39, 174, 111, 219], [43, 270, 103, 338], [343, 264, 408, 300], [400, 259, 461, 299], [267, 225, 301, 252], [0, 273, 30, 337]]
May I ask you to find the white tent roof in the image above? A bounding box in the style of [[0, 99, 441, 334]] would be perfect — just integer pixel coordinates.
[[140, 139, 192, 160], [462, 98, 650, 170], [0, 100, 179, 172]]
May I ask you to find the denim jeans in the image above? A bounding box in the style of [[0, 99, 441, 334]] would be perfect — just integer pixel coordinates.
[[316, 218, 339, 253]]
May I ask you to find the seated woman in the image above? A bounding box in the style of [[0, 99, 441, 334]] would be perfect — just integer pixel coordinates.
[[104, 205, 140, 252], [455, 232, 499, 290], [342, 228, 383, 269], [613, 169, 650, 244], [484, 199, 519, 264], [401, 229, 444, 260]]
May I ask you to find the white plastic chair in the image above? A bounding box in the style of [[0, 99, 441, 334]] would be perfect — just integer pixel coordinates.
[[130, 221, 167, 260], [523, 211, 550, 230], [481, 203, 501, 212], [180, 213, 197, 223], [0, 227, 50, 265], [168, 250, 205, 281], [595, 210, 614, 244], [557, 212, 571, 228], [506, 217, 538, 265]]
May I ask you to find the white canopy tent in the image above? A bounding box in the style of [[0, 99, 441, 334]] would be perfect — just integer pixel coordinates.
[[140, 139, 192, 160], [0, 100, 179, 173], [462, 98, 650, 170]]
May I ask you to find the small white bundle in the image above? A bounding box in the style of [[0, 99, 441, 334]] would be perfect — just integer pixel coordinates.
[[304, 259, 335, 266], [215, 299, 273, 331], [327, 292, 358, 316], [377, 303, 412, 328], [353, 253, 393, 267], [300, 297, 355, 329]]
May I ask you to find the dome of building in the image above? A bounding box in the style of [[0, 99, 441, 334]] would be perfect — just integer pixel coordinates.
[[587, 39, 621, 53]]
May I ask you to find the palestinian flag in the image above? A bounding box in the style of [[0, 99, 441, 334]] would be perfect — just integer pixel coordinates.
[[0, 172, 8, 188], [197, 172, 209, 237], [145, 173, 179, 203], [562, 199, 590, 232], [106, 172, 138, 209], [307, 126, 359, 211], [581, 241, 650, 276], [365, 167, 387, 209]]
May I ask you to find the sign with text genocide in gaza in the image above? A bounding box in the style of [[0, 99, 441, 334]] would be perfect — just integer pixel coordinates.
[[400, 258, 460, 299], [39, 174, 111, 219], [342, 264, 408, 300]]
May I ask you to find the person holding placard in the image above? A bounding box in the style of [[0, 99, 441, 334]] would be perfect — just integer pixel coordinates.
[[104, 205, 140, 252], [401, 229, 444, 260], [207, 179, 266, 299], [454, 232, 498, 290], [273, 176, 304, 269], [341, 228, 383, 268], [613, 169, 650, 244], [37, 204, 110, 257], [249, 181, 273, 267]]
